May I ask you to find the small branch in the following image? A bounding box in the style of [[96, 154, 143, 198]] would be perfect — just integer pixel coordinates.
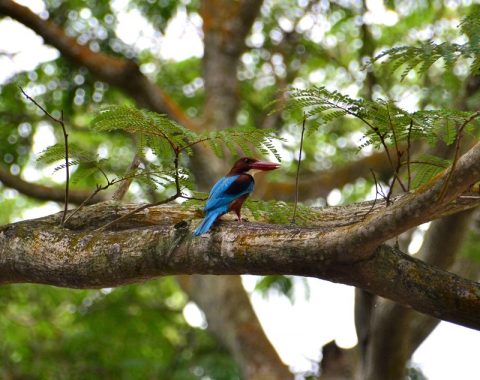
[[61, 110, 69, 226], [180, 194, 208, 201], [324, 99, 397, 179], [178, 129, 261, 153], [179, 137, 212, 152], [370, 168, 387, 202], [95, 193, 180, 231], [386, 151, 407, 205], [19, 87, 70, 226], [385, 168, 397, 205], [63, 184, 108, 225], [291, 116, 306, 224], [386, 103, 407, 193], [64, 168, 154, 227], [363, 169, 380, 219], [97, 166, 111, 185], [407, 120, 413, 191], [96, 141, 183, 231], [438, 110, 480, 202], [112, 155, 141, 201], [173, 149, 181, 195]]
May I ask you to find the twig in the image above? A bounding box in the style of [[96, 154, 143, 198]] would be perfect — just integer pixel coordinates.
[[63, 184, 108, 225], [386, 103, 407, 193], [291, 116, 306, 224], [180, 194, 208, 201], [323, 98, 399, 186], [385, 153, 406, 205], [20, 87, 70, 226], [438, 110, 480, 202], [363, 169, 380, 220], [64, 169, 148, 226], [385, 177, 396, 205], [96, 193, 180, 231], [96, 143, 183, 231], [173, 149, 181, 194], [61, 110, 69, 225], [407, 120, 413, 191], [112, 155, 141, 201]]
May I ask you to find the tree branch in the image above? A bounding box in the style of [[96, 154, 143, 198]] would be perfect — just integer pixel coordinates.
[[0, 164, 107, 204], [0, 0, 199, 132], [331, 140, 480, 260], [362, 209, 474, 380], [1, 198, 480, 329]]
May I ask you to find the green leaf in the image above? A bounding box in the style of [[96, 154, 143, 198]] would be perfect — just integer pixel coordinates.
[[36, 143, 98, 173], [255, 275, 294, 301], [411, 155, 450, 189], [372, 6, 480, 79]]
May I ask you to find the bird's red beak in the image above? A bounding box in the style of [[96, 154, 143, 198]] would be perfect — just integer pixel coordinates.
[[250, 161, 281, 171]]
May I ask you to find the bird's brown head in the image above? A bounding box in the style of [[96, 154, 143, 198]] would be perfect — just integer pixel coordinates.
[[228, 157, 280, 176]]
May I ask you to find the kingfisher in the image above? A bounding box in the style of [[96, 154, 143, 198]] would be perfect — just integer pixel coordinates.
[[194, 157, 280, 236]]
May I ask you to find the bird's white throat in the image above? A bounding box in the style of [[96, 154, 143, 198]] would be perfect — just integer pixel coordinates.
[[246, 169, 262, 176]]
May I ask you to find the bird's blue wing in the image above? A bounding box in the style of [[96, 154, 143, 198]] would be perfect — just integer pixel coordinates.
[[195, 175, 254, 236], [205, 175, 254, 212], [208, 176, 238, 200]]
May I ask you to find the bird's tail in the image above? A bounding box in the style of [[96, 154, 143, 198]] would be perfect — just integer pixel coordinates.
[[194, 211, 221, 236]]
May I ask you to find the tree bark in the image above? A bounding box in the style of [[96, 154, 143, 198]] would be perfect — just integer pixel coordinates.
[[2, 192, 480, 329], [354, 59, 480, 378], [201, 0, 263, 130], [360, 211, 473, 380]]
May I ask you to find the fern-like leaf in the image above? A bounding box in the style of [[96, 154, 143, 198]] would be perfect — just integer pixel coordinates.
[[93, 105, 283, 162], [200, 127, 284, 162], [373, 6, 480, 78], [92, 105, 199, 155], [411, 155, 451, 189], [288, 86, 480, 150], [37, 143, 98, 172]]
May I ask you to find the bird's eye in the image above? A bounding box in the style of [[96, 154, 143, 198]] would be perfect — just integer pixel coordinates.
[[243, 158, 249, 163]]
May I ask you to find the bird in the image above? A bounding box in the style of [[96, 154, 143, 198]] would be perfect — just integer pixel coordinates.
[[194, 157, 280, 236]]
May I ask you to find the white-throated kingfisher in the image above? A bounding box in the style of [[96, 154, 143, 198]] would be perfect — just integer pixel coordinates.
[[194, 157, 280, 236]]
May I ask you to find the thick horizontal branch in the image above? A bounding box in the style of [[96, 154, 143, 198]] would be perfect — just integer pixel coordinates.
[[0, 0, 198, 131], [1, 200, 480, 330], [330, 140, 480, 259], [0, 165, 108, 204]]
